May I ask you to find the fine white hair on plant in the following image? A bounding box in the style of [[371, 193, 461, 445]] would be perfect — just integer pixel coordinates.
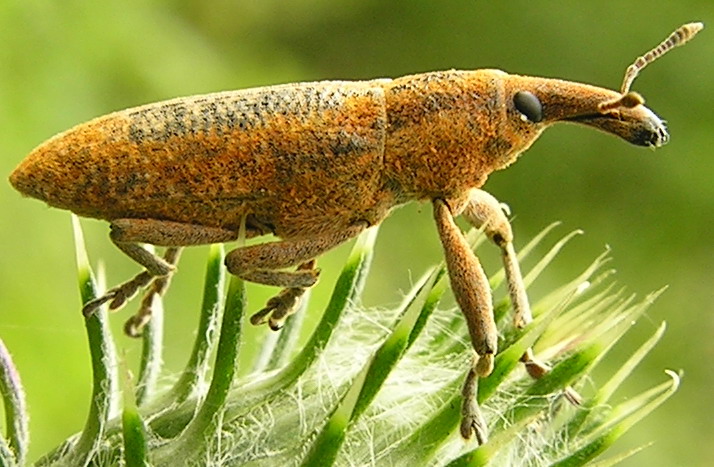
[[3, 223, 679, 467]]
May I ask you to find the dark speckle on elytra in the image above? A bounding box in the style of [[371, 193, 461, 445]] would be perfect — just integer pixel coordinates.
[[127, 85, 370, 145], [331, 131, 370, 156]]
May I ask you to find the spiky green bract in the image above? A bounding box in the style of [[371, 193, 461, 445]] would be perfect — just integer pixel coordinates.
[[147, 243, 226, 439], [135, 284, 163, 407], [121, 365, 149, 467], [0, 338, 28, 467], [551, 371, 680, 467], [58, 215, 119, 466], [162, 243, 225, 407], [121, 405, 149, 467], [22, 221, 678, 466], [154, 275, 245, 463], [301, 266, 444, 465]]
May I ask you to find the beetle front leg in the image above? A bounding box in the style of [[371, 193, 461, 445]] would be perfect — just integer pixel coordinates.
[[225, 222, 368, 330], [459, 190, 529, 324], [433, 199, 497, 377], [433, 198, 495, 442], [460, 189, 551, 379]]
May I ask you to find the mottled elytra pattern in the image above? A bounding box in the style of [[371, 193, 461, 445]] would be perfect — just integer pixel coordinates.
[[11, 82, 393, 238], [127, 83, 384, 144]]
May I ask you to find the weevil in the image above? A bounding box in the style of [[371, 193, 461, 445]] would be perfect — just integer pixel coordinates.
[[9, 22, 702, 441]]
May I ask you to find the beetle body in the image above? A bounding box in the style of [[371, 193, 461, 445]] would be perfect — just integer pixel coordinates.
[[9, 70, 666, 242], [10, 21, 701, 440]]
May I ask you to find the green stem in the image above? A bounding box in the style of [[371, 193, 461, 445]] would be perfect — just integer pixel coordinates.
[[155, 275, 245, 464], [165, 244, 225, 405], [69, 215, 118, 465]]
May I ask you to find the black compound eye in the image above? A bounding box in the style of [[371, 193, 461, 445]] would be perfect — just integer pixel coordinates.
[[513, 91, 543, 123]]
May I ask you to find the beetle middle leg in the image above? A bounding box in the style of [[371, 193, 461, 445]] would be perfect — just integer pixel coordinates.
[[225, 221, 368, 330]]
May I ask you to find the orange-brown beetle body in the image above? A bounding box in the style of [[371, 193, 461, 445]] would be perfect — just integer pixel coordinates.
[[9, 71, 667, 239]]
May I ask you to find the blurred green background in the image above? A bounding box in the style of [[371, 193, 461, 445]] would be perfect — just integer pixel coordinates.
[[1, 0, 712, 464]]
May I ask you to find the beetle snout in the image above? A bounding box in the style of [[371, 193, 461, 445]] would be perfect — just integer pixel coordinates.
[[636, 110, 669, 147], [565, 104, 669, 148], [634, 105, 669, 147], [505, 76, 671, 149]]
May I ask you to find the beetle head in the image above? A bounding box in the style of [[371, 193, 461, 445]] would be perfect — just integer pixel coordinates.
[[503, 74, 669, 148], [476, 71, 669, 174], [490, 21, 704, 169]]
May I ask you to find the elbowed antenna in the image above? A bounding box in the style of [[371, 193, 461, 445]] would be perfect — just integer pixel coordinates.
[[620, 22, 704, 94], [599, 22, 704, 113]]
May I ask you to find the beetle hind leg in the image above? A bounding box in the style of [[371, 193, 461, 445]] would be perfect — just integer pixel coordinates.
[[82, 218, 240, 336], [80, 244, 179, 320], [123, 247, 183, 337]]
